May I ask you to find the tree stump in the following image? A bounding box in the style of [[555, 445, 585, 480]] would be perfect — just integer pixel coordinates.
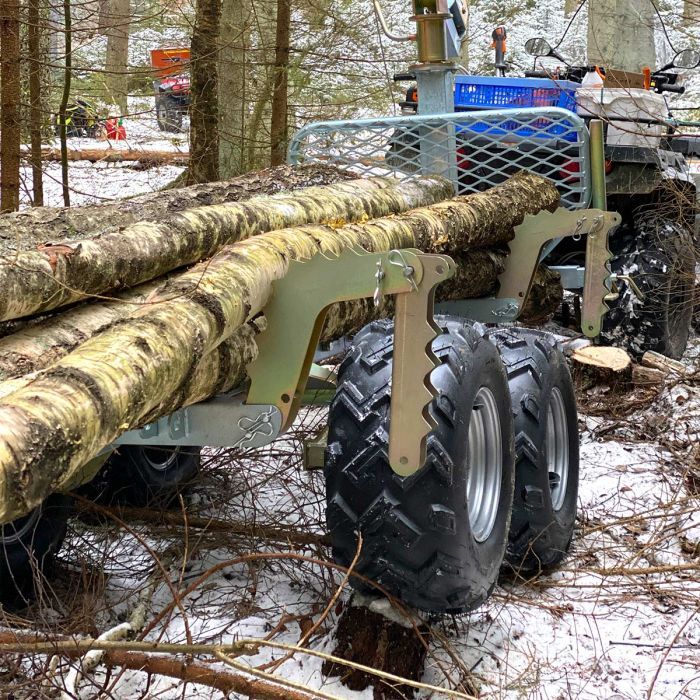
[[323, 596, 430, 699], [571, 345, 632, 387]]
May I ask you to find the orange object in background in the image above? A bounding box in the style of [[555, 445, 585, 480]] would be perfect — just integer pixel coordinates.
[[642, 66, 652, 90], [150, 48, 191, 78]]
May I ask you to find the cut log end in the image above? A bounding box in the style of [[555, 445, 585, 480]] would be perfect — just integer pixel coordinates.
[[571, 345, 632, 388], [572, 346, 632, 373]]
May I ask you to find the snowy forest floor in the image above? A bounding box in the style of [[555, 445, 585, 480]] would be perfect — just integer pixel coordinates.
[[3, 113, 700, 699], [2, 332, 699, 700]]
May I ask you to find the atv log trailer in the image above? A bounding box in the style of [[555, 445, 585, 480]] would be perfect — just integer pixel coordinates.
[[2, 0, 672, 614]]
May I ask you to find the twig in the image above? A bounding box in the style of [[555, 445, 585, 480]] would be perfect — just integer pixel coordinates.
[[215, 650, 343, 700], [75, 501, 329, 547], [646, 607, 699, 699], [235, 637, 478, 699], [261, 534, 363, 673]]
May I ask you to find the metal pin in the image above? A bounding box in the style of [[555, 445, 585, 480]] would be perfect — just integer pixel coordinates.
[[388, 249, 418, 291], [373, 261, 385, 307]]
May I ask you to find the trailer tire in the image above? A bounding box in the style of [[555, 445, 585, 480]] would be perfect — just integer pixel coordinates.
[[0, 494, 72, 607], [485, 327, 579, 576], [325, 317, 515, 614], [600, 215, 695, 359], [97, 446, 200, 507]]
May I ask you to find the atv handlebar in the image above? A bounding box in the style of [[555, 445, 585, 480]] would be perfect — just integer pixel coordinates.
[[656, 82, 685, 94]]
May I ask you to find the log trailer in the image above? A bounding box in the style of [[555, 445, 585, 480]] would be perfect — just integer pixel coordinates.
[[0, 1, 693, 616]]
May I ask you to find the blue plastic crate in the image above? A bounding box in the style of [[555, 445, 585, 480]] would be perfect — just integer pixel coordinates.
[[455, 76, 578, 111], [454, 76, 580, 142]]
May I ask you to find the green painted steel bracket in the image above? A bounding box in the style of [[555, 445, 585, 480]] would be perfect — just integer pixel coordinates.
[[499, 207, 621, 337], [246, 245, 456, 475]]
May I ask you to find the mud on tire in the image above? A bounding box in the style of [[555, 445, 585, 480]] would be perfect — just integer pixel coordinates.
[[485, 327, 579, 576], [601, 214, 695, 359], [325, 317, 515, 614]]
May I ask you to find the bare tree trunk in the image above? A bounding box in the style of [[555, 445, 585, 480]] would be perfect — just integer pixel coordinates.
[[0, 0, 21, 212], [58, 0, 72, 206], [103, 0, 130, 114], [587, 0, 656, 71], [189, 0, 222, 183], [218, 0, 250, 178], [683, 0, 700, 25], [564, 0, 579, 15], [27, 0, 45, 206], [270, 0, 290, 166]]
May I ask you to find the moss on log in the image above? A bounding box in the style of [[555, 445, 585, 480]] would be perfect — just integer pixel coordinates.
[[0, 175, 453, 322], [0, 174, 559, 522]]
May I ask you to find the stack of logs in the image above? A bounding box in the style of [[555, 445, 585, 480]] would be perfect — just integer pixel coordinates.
[[0, 164, 562, 525]]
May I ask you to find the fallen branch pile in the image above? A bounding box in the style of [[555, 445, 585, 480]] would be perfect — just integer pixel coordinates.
[[0, 168, 560, 523]]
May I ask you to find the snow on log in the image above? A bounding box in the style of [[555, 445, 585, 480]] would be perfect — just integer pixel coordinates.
[[0, 175, 454, 322], [0, 173, 559, 522], [0, 164, 352, 252]]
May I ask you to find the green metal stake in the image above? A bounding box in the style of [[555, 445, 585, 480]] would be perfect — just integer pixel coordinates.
[[589, 119, 607, 211]]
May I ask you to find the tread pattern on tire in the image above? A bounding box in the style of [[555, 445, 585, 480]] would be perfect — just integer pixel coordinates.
[[601, 214, 695, 359], [326, 317, 514, 614], [485, 327, 579, 575]]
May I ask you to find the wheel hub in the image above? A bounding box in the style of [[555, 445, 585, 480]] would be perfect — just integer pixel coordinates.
[[0, 506, 42, 546], [141, 446, 179, 472], [547, 388, 569, 511], [466, 387, 502, 543]]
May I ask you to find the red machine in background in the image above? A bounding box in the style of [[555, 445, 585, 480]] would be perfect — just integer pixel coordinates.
[[151, 48, 191, 132]]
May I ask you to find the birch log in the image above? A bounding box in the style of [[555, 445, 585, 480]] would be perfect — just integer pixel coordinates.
[[0, 175, 453, 322], [0, 173, 559, 522], [0, 164, 351, 253]]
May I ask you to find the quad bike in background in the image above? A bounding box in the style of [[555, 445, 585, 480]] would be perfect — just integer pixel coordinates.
[[522, 38, 700, 359], [151, 48, 191, 133], [389, 32, 700, 359]]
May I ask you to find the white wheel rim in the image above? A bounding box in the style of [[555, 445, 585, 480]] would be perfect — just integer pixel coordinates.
[[547, 388, 569, 511], [466, 387, 503, 543]]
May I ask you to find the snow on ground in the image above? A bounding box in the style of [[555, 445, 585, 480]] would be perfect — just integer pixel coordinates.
[[4, 332, 698, 700], [19, 96, 188, 208]]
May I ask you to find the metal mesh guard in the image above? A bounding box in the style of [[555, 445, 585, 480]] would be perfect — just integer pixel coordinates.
[[288, 107, 591, 210]]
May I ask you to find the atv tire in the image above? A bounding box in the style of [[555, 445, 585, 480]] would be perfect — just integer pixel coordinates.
[[96, 445, 200, 507], [486, 327, 579, 576], [325, 317, 515, 614], [156, 98, 183, 133], [0, 494, 72, 607], [601, 215, 695, 359]]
